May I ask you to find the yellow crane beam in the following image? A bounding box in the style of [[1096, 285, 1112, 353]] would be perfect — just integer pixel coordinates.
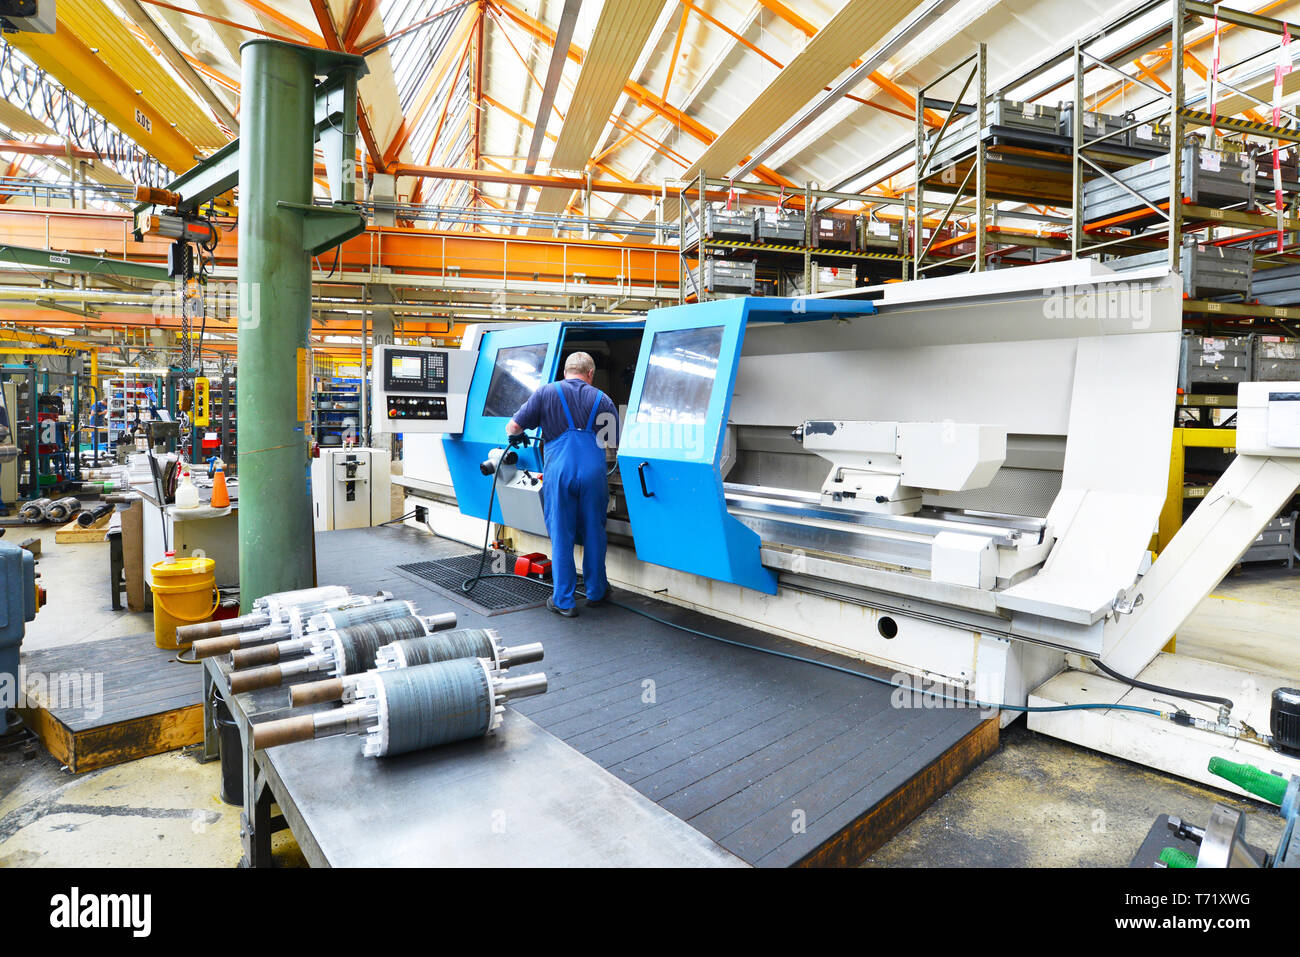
[[6, 23, 204, 175]]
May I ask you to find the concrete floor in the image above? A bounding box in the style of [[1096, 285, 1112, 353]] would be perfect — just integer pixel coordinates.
[[1, 524, 1296, 868]]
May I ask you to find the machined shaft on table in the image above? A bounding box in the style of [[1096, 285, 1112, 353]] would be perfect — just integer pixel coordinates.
[[188, 618, 283, 659], [254, 669, 549, 751], [186, 592, 402, 657], [227, 652, 332, 694], [229, 611, 458, 669], [180, 612, 273, 648], [493, 672, 549, 701], [288, 640, 546, 706]]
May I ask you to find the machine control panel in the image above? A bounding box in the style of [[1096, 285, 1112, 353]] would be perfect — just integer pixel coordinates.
[[372, 344, 476, 434], [383, 348, 448, 393], [386, 395, 448, 421]]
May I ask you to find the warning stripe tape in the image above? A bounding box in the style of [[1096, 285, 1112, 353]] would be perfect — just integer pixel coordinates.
[[1179, 108, 1300, 140], [700, 239, 905, 260]]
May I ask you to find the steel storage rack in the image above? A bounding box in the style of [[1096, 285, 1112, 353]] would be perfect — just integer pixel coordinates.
[[106, 372, 155, 449], [674, 173, 906, 304], [899, 1, 1300, 559], [313, 378, 361, 447]]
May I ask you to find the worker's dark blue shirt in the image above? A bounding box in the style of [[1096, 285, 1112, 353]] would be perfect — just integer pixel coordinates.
[[511, 378, 618, 448]]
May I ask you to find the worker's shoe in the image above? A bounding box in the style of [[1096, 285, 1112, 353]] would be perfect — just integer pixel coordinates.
[[547, 597, 578, 619], [584, 591, 608, 608]]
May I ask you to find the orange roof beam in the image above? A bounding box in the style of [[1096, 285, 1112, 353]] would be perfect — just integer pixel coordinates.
[[490, 0, 796, 188], [309, 0, 388, 172], [471, 0, 487, 206], [342, 0, 383, 49], [662, 4, 690, 102], [235, 0, 324, 45], [133, 0, 315, 45]]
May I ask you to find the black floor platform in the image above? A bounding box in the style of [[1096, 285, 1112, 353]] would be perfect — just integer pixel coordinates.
[[316, 526, 996, 867]]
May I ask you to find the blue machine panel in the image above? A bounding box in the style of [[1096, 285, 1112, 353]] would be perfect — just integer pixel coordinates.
[[445, 297, 875, 594], [443, 324, 564, 523], [618, 297, 877, 595]]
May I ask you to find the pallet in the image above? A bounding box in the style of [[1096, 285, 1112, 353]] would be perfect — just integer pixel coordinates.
[[16, 631, 204, 773], [54, 512, 111, 543]]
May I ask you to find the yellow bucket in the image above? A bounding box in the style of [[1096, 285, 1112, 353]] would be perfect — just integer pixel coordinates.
[[150, 556, 219, 649]]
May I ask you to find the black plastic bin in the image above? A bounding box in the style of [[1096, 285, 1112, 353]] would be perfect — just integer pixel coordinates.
[[214, 695, 242, 806]]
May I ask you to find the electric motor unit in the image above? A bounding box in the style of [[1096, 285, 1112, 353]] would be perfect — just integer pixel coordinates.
[[1272, 687, 1300, 756]]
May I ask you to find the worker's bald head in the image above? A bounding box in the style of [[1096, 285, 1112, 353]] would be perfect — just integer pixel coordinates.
[[564, 352, 596, 383]]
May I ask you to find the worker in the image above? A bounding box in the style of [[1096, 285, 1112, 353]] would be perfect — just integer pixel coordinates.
[[507, 352, 618, 618]]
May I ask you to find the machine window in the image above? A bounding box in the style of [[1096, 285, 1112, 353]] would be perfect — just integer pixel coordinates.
[[635, 325, 725, 426], [482, 342, 548, 418]]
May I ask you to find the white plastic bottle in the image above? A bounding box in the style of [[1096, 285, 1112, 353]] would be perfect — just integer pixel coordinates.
[[175, 467, 200, 509]]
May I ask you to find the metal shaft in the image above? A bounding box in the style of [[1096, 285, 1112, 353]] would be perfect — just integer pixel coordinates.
[[424, 611, 459, 632], [493, 672, 548, 701], [177, 611, 272, 647], [498, 643, 545, 667]]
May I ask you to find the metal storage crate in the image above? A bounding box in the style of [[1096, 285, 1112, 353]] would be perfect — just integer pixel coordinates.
[[926, 100, 1059, 168], [1253, 147, 1300, 198], [756, 209, 805, 244], [690, 258, 757, 296], [925, 113, 977, 169], [1251, 335, 1300, 381], [1131, 122, 1171, 153], [682, 204, 757, 248], [1253, 263, 1300, 306], [857, 216, 903, 251], [1178, 333, 1251, 390], [1059, 104, 1134, 146], [781, 265, 857, 296], [812, 210, 857, 250], [1109, 238, 1252, 298], [1082, 142, 1253, 222], [1240, 511, 1296, 567], [991, 99, 1059, 133]]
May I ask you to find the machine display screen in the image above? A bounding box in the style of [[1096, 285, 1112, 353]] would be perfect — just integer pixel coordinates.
[[635, 325, 725, 426], [482, 342, 548, 418], [392, 355, 423, 379]]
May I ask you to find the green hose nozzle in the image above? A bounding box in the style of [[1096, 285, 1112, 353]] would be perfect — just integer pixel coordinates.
[[1208, 756, 1288, 806], [1158, 846, 1198, 868]]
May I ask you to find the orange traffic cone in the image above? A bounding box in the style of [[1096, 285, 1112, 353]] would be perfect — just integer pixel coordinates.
[[210, 464, 230, 508]]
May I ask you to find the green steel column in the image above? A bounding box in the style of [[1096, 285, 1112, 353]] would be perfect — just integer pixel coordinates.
[[237, 40, 317, 609]]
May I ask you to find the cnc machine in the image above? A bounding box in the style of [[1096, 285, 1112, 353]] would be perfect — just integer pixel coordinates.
[[391, 260, 1300, 799]]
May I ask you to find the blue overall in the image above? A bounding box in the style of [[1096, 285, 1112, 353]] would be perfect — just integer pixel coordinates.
[[543, 382, 610, 609]]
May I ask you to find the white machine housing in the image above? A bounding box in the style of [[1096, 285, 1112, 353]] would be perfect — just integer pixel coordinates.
[[799, 419, 1007, 514], [312, 447, 392, 531], [1237, 382, 1300, 455], [488, 451, 548, 537], [372, 344, 477, 434]]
